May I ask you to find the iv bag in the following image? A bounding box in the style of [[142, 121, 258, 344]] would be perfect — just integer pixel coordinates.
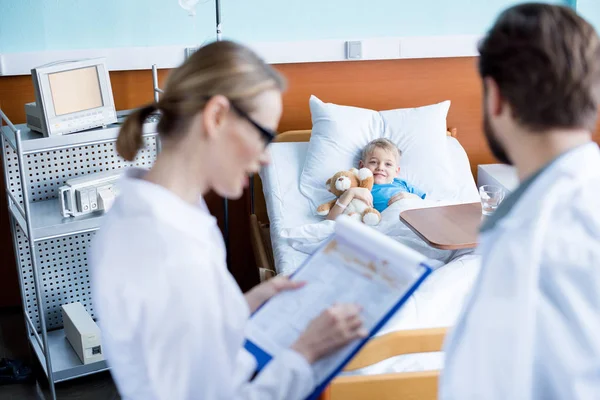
[[179, 0, 200, 16]]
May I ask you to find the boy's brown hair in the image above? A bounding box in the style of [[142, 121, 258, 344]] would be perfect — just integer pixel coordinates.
[[478, 3, 600, 132], [361, 138, 402, 163]]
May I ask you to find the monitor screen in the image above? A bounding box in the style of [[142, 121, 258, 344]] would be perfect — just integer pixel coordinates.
[[48, 66, 104, 116]]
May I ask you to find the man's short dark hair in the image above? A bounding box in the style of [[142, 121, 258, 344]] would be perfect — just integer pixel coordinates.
[[478, 3, 600, 132]]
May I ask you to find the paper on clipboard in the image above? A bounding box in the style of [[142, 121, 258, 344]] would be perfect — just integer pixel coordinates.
[[244, 216, 434, 399]]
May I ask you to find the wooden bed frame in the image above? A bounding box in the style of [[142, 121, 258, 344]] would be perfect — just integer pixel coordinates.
[[249, 128, 458, 399]]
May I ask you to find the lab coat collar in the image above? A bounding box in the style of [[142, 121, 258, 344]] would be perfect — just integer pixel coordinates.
[[118, 168, 219, 241]]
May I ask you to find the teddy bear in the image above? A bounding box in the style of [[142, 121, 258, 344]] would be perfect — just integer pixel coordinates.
[[316, 168, 382, 226]]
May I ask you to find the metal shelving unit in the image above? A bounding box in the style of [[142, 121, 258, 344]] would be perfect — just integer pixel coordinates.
[[0, 110, 159, 399]]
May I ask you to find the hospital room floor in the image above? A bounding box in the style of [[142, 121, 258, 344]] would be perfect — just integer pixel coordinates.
[[0, 308, 119, 400]]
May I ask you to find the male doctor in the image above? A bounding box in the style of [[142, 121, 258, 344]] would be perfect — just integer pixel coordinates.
[[440, 3, 600, 399]]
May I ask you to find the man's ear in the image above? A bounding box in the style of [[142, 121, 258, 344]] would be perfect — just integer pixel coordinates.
[[201, 95, 230, 140], [484, 77, 504, 118]]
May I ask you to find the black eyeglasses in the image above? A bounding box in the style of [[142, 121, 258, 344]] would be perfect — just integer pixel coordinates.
[[229, 102, 277, 146]]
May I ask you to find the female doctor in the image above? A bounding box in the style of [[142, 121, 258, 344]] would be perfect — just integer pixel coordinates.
[[89, 41, 366, 400]]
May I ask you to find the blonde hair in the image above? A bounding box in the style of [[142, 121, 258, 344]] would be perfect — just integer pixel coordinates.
[[361, 138, 402, 163], [116, 40, 286, 161]]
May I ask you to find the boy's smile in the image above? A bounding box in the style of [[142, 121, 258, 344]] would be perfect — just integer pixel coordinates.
[[359, 147, 400, 185]]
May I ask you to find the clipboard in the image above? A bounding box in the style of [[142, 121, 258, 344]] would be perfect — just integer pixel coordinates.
[[244, 215, 434, 400]]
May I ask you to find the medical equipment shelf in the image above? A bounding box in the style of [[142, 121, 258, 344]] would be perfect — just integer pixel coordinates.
[[0, 110, 159, 400], [29, 328, 109, 382], [1, 122, 158, 154], [9, 197, 107, 241]]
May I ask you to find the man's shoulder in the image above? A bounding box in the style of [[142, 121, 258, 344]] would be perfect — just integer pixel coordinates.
[[539, 186, 600, 268], [549, 181, 600, 232]]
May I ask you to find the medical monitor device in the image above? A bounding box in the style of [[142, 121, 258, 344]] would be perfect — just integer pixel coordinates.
[[59, 170, 121, 218], [26, 58, 117, 137]]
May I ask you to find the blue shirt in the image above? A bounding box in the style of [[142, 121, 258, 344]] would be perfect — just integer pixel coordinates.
[[371, 178, 426, 212]]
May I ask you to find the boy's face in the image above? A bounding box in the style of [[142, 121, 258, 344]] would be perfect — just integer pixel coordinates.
[[359, 147, 400, 184]]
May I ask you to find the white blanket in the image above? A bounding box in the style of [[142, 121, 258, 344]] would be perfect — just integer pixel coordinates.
[[341, 252, 481, 376], [280, 197, 483, 375], [281, 197, 473, 264]]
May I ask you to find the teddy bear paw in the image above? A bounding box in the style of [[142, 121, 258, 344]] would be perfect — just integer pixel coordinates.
[[358, 168, 373, 180], [363, 212, 380, 226], [317, 204, 332, 216], [348, 212, 362, 221]]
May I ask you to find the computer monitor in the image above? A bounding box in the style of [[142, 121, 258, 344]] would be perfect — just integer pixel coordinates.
[[26, 58, 117, 137]]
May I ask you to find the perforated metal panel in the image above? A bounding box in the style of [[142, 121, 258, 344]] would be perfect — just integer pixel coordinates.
[[4, 136, 158, 332], [14, 225, 39, 330], [14, 225, 96, 331], [38, 233, 96, 330], [3, 146, 24, 204], [3, 136, 157, 203]]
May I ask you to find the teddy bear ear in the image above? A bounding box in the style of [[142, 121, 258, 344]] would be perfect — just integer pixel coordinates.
[[326, 178, 331, 186], [350, 168, 359, 177]]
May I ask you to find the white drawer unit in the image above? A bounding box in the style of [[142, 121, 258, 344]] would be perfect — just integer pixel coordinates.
[[477, 164, 519, 194]]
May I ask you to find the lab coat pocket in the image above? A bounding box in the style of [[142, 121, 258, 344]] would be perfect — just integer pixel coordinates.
[[468, 297, 530, 389]]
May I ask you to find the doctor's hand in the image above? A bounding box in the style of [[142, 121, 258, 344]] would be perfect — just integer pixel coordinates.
[[244, 277, 305, 314], [291, 303, 367, 364]]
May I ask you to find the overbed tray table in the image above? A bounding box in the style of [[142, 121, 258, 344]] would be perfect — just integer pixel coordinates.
[[399, 202, 483, 250]]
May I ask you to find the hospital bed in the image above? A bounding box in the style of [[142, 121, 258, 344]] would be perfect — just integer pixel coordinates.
[[250, 129, 481, 399], [250, 128, 476, 275]]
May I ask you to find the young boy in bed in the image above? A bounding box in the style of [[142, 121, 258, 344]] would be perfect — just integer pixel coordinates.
[[327, 138, 426, 220]]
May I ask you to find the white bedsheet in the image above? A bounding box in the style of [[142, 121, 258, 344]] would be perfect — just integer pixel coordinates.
[[258, 138, 482, 374], [259, 142, 318, 275]]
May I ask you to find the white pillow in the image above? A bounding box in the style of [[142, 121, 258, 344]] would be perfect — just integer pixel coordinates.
[[300, 95, 458, 213]]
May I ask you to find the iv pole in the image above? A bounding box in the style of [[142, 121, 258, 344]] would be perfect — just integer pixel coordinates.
[[215, 0, 255, 250], [153, 0, 230, 253], [216, 0, 222, 41], [214, 0, 230, 254]]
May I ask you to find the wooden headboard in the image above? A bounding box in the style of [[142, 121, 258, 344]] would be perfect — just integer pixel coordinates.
[[273, 128, 458, 143]]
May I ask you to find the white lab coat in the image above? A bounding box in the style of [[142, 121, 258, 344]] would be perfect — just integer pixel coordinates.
[[440, 143, 600, 399], [89, 169, 314, 400]]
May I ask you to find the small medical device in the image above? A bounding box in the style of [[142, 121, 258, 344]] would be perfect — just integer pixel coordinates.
[[26, 58, 117, 137], [61, 302, 104, 365], [59, 170, 121, 218]]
